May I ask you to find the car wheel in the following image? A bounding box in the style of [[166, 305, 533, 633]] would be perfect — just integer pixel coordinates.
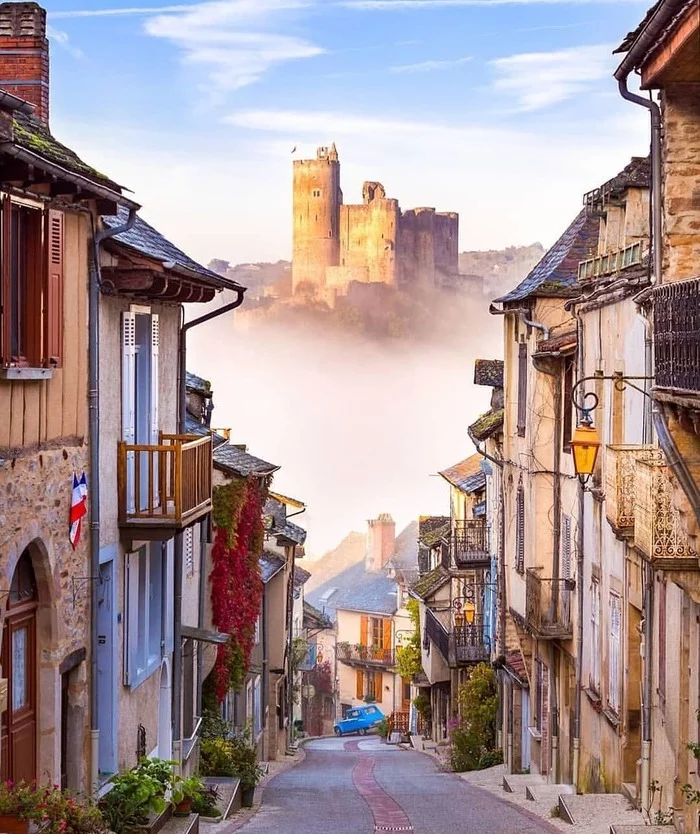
[[334, 728, 342, 736], [360, 728, 367, 736]]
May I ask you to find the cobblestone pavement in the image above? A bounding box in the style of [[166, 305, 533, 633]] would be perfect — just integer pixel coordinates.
[[235, 737, 560, 834]]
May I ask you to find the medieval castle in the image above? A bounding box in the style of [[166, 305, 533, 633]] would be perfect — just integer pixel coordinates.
[[292, 145, 459, 300]]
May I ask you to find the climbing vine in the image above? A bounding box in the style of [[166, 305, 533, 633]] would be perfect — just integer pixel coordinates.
[[210, 477, 267, 702]]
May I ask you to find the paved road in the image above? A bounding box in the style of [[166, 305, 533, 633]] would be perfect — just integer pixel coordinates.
[[238, 737, 558, 834]]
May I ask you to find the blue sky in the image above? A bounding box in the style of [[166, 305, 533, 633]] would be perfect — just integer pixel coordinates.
[[43, 0, 652, 265]]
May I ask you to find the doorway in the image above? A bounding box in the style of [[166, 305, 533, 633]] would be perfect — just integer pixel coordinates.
[[1, 550, 38, 784]]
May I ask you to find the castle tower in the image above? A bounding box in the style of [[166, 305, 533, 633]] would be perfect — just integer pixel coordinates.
[[292, 145, 341, 293]]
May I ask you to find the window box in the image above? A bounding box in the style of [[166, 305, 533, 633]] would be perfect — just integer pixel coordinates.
[[0, 367, 53, 381]]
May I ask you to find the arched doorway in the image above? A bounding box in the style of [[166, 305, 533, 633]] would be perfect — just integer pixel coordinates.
[[1, 549, 38, 783]]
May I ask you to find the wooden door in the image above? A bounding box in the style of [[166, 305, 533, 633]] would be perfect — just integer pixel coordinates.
[[1, 551, 38, 785]]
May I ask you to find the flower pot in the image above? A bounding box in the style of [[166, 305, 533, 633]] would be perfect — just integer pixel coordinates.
[[173, 799, 193, 817], [240, 787, 255, 808], [0, 815, 29, 834]]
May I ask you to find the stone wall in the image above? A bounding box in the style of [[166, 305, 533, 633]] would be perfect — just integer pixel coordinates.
[[0, 444, 91, 790]]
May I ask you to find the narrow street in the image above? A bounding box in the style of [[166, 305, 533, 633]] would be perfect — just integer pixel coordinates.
[[239, 738, 557, 834]]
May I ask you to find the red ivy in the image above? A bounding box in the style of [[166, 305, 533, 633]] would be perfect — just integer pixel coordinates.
[[210, 479, 266, 702]]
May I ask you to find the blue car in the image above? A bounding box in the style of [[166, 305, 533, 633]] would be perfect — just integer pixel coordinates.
[[334, 704, 384, 736]]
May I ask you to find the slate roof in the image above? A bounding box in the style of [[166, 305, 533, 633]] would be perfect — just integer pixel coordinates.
[[186, 372, 211, 396], [275, 519, 307, 546], [411, 566, 451, 601], [184, 413, 228, 448], [213, 444, 280, 478], [103, 205, 242, 288], [474, 359, 504, 389], [534, 330, 578, 355], [260, 551, 286, 584], [418, 516, 450, 549], [303, 599, 332, 629], [306, 560, 398, 622], [495, 211, 599, 304], [585, 157, 651, 208], [439, 454, 486, 495], [469, 409, 504, 442], [265, 497, 307, 546], [614, 0, 692, 55], [294, 566, 312, 586]]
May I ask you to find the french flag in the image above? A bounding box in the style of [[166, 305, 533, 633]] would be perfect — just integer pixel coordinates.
[[69, 472, 88, 550]]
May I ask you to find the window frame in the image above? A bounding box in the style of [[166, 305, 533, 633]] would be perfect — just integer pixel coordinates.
[[517, 339, 528, 437], [590, 578, 601, 694], [608, 592, 621, 714], [515, 480, 525, 574], [124, 542, 166, 689]]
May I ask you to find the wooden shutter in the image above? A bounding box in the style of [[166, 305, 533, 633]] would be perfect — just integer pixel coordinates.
[[382, 619, 392, 652], [516, 481, 525, 573], [517, 340, 528, 437], [374, 672, 382, 703], [122, 312, 136, 513], [45, 209, 64, 367], [659, 578, 666, 702], [356, 670, 363, 699], [561, 515, 571, 579], [360, 615, 368, 648], [164, 538, 174, 654], [150, 314, 160, 506], [609, 593, 621, 713], [0, 196, 10, 365], [123, 551, 139, 685]]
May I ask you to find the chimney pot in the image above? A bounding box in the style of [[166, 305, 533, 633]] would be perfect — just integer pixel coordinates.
[[366, 513, 396, 572], [0, 2, 49, 125]]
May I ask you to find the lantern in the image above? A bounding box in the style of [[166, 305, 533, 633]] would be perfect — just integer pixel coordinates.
[[571, 419, 601, 482]]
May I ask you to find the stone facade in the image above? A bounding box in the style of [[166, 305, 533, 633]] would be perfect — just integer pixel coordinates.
[[292, 146, 459, 298]]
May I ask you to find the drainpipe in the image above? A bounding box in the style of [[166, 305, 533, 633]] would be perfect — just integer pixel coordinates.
[[89, 207, 138, 795], [489, 304, 551, 341], [173, 289, 246, 770], [262, 584, 269, 760], [195, 516, 211, 719], [286, 545, 297, 752]]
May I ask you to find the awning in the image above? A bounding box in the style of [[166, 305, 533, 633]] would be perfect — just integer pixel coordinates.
[[181, 625, 229, 645]]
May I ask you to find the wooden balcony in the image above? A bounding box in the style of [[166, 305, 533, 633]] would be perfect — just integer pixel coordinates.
[[117, 433, 213, 541], [452, 519, 490, 568], [605, 445, 659, 536], [336, 643, 394, 668], [634, 457, 699, 568], [653, 278, 700, 398], [451, 621, 491, 665], [525, 569, 574, 640]]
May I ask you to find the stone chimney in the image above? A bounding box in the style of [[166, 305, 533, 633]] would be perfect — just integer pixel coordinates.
[[366, 513, 396, 572], [0, 3, 49, 124]]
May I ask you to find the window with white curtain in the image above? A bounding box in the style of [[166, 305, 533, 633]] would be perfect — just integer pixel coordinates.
[[590, 579, 601, 693], [608, 593, 621, 713]]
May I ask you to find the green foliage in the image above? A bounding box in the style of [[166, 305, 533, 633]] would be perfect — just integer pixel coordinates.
[[413, 693, 432, 724], [171, 775, 206, 807], [0, 784, 106, 834], [478, 749, 504, 769], [199, 729, 264, 790], [191, 786, 221, 819], [396, 599, 424, 681], [133, 758, 175, 793], [376, 718, 390, 739], [98, 767, 168, 834], [450, 663, 499, 773]]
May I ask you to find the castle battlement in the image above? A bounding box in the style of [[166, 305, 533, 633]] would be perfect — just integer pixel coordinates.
[[292, 144, 458, 296]]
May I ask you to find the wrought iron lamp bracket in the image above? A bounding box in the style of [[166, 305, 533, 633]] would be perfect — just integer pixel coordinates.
[[571, 373, 654, 420]]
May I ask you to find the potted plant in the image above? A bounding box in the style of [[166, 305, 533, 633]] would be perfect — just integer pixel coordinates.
[[171, 776, 205, 817], [133, 759, 175, 797], [191, 785, 221, 820], [0, 782, 51, 834], [98, 768, 168, 834], [229, 735, 264, 808]]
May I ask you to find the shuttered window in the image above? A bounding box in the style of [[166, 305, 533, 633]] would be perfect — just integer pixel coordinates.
[[184, 527, 194, 578], [515, 480, 525, 574], [659, 578, 666, 704], [562, 357, 574, 452], [608, 593, 621, 713], [517, 340, 528, 437], [0, 198, 59, 368], [561, 515, 572, 580], [591, 579, 600, 692]]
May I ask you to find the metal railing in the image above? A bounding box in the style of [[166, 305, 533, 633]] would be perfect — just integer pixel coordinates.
[[336, 644, 394, 666], [452, 621, 491, 664], [634, 457, 698, 564], [117, 433, 213, 525], [525, 569, 574, 639], [424, 607, 450, 661], [653, 278, 700, 394], [452, 519, 489, 567], [578, 242, 642, 282], [605, 445, 659, 534]]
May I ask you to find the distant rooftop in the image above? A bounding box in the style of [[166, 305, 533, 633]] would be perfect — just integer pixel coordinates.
[[439, 454, 486, 495]]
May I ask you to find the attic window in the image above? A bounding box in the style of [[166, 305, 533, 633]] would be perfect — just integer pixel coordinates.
[[313, 190, 321, 198]]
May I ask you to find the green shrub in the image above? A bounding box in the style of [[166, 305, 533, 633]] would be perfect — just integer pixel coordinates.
[[98, 768, 168, 834], [450, 663, 498, 773], [200, 738, 236, 777], [478, 749, 504, 769], [376, 718, 389, 739]]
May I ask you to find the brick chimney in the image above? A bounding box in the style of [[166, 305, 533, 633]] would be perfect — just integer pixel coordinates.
[[0, 3, 49, 124], [366, 513, 396, 572]]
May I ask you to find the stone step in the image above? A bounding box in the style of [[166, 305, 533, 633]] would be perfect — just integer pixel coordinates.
[[620, 782, 638, 809], [503, 773, 545, 794], [525, 783, 574, 803], [202, 777, 241, 820], [160, 812, 199, 834], [610, 827, 672, 834], [559, 794, 642, 827]]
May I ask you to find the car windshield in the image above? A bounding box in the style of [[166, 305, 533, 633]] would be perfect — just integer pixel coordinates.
[[347, 711, 359, 718]]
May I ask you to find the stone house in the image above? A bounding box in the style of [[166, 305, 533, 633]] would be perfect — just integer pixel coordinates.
[[613, 4, 700, 828], [489, 208, 598, 785]]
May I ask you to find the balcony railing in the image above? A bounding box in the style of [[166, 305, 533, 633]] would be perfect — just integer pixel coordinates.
[[578, 242, 642, 283], [653, 278, 700, 395], [424, 607, 450, 662], [452, 621, 491, 664], [118, 433, 213, 528], [634, 457, 698, 565], [525, 569, 574, 639], [605, 445, 659, 535], [336, 644, 394, 667], [452, 519, 490, 567]]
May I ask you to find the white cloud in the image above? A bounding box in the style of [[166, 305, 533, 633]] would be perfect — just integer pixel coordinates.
[[142, 1, 323, 92], [344, 0, 638, 7], [50, 5, 193, 18], [390, 56, 472, 72], [47, 25, 84, 58], [490, 44, 616, 111]]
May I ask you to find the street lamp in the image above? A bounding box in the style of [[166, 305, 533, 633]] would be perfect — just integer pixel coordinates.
[[571, 412, 601, 485]]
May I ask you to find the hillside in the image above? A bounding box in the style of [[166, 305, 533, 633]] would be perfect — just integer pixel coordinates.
[[459, 244, 545, 297]]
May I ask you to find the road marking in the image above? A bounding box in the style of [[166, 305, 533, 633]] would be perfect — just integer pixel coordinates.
[[352, 755, 414, 833]]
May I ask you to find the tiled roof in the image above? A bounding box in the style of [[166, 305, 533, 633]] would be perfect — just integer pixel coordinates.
[[585, 157, 651, 209], [306, 561, 398, 621], [260, 551, 286, 584], [614, 0, 692, 55], [213, 444, 280, 478], [184, 414, 228, 448], [469, 409, 504, 442], [474, 359, 504, 389], [103, 205, 241, 287], [303, 599, 332, 629], [534, 330, 578, 355], [186, 372, 211, 395], [294, 566, 311, 586], [411, 566, 450, 601], [439, 454, 486, 495], [495, 211, 599, 303], [276, 519, 307, 546], [418, 516, 450, 549], [392, 521, 419, 571], [12, 109, 124, 192]]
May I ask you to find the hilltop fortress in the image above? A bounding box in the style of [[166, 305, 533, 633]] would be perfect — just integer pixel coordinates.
[[292, 145, 459, 300]]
